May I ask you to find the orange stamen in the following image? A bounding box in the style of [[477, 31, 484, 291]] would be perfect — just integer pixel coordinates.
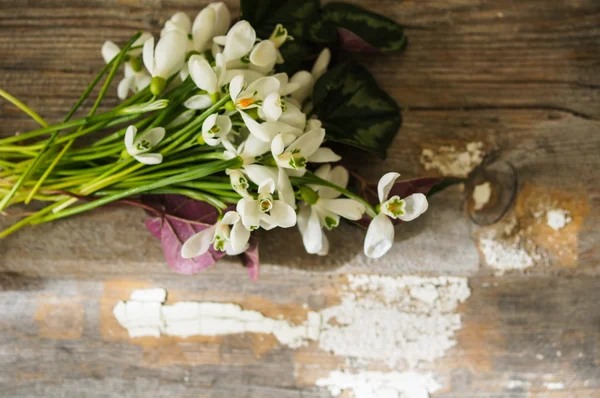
[[238, 98, 254, 108]]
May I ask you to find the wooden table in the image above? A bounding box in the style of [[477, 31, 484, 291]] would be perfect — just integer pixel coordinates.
[[1, 1, 599, 396]]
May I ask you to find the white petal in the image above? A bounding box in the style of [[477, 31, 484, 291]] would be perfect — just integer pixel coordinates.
[[131, 32, 153, 56], [154, 31, 187, 78], [181, 226, 216, 258], [124, 125, 137, 153], [249, 40, 277, 69], [189, 57, 218, 93], [307, 147, 341, 163], [117, 77, 133, 100], [317, 233, 329, 256], [134, 73, 152, 91], [228, 221, 250, 255], [311, 48, 331, 80], [223, 20, 256, 62], [266, 200, 296, 228], [184, 94, 214, 110], [202, 114, 218, 134], [297, 206, 323, 254], [319, 198, 365, 221], [244, 76, 280, 100], [101, 40, 120, 64], [221, 211, 240, 225], [289, 71, 314, 104], [136, 127, 166, 148], [241, 135, 271, 158], [213, 35, 227, 47], [240, 111, 271, 142], [191, 7, 216, 51], [287, 128, 325, 158], [278, 103, 306, 130], [237, 198, 261, 229], [169, 12, 192, 34], [328, 165, 349, 188], [314, 164, 331, 180], [262, 92, 282, 122], [229, 74, 244, 101], [142, 37, 155, 75], [278, 168, 296, 209], [364, 213, 395, 259], [270, 133, 286, 157], [244, 165, 277, 187], [208, 2, 231, 36], [258, 178, 275, 195], [398, 193, 429, 222], [377, 172, 401, 204], [223, 69, 263, 87], [134, 153, 163, 165]]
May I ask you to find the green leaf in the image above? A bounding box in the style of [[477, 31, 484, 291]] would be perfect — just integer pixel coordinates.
[[312, 62, 401, 158], [322, 2, 407, 53]]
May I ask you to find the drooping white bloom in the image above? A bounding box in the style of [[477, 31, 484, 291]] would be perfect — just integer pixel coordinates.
[[237, 179, 296, 230], [364, 172, 429, 259], [297, 165, 366, 255], [124, 125, 165, 165], [268, 24, 292, 64], [101, 33, 153, 100], [214, 20, 256, 64], [201, 114, 232, 146], [161, 12, 192, 37], [181, 211, 250, 258], [271, 124, 339, 172], [289, 48, 331, 104], [143, 31, 188, 94]]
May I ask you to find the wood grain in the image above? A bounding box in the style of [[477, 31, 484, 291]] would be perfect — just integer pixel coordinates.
[[0, 0, 599, 396]]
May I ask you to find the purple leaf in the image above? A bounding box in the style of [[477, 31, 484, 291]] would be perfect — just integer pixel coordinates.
[[337, 28, 380, 53], [240, 236, 260, 281], [143, 194, 261, 278]]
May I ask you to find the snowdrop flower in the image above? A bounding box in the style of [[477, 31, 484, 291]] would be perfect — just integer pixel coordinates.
[[364, 172, 429, 259], [248, 40, 278, 75], [289, 48, 331, 104], [201, 114, 232, 146], [190, 3, 231, 52], [237, 179, 296, 230], [297, 165, 366, 255], [124, 125, 165, 165], [181, 211, 250, 258], [143, 31, 188, 95], [222, 139, 279, 197], [161, 12, 192, 37], [271, 125, 339, 172], [214, 20, 256, 64], [101, 33, 153, 99]]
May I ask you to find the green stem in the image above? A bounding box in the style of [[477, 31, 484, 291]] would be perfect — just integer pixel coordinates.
[[292, 173, 378, 218], [35, 157, 242, 224], [0, 88, 48, 128]]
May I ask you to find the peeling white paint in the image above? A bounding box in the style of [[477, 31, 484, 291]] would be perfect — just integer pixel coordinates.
[[546, 209, 572, 231], [544, 382, 565, 390], [479, 231, 536, 275], [320, 275, 471, 368], [420, 142, 485, 177], [113, 290, 321, 348], [316, 370, 440, 398]]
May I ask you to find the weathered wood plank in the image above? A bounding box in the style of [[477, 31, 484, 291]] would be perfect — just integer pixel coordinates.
[[0, 274, 598, 397]]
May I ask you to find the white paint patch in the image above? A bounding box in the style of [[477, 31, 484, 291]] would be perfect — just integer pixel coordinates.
[[543, 382, 565, 390], [472, 182, 492, 211], [319, 275, 471, 368], [420, 142, 485, 177], [546, 209, 572, 231], [316, 370, 440, 398], [113, 290, 321, 348], [507, 380, 530, 390], [479, 233, 535, 275]]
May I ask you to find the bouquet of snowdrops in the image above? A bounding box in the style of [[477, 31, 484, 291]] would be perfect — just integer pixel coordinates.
[[0, 1, 444, 278]]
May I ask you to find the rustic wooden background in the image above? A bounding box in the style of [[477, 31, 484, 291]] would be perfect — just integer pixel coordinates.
[[1, 0, 599, 397]]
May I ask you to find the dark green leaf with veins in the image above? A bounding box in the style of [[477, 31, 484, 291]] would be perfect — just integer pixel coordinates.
[[312, 62, 401, 158]]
